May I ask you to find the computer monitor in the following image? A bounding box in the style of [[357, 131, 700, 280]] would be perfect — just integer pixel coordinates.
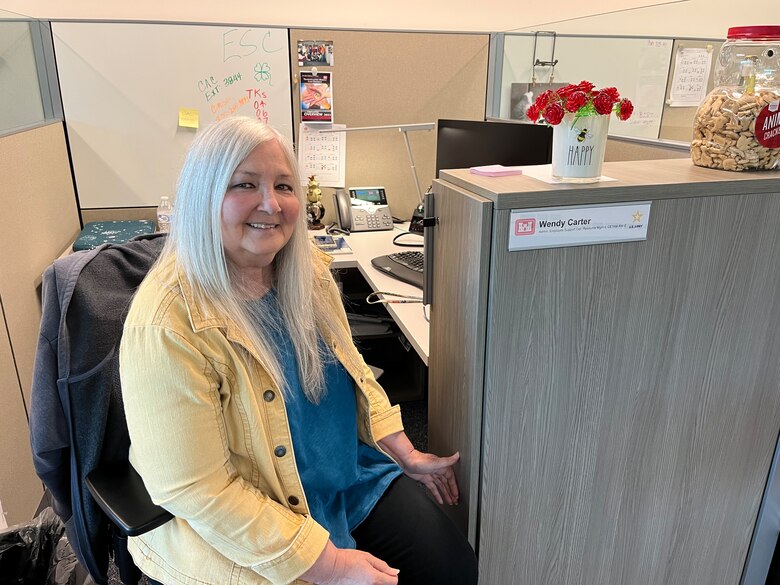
[[435, 119, 553, 177]]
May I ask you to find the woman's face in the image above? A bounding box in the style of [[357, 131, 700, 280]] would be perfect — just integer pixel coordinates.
[[221, 140, 300, 279]]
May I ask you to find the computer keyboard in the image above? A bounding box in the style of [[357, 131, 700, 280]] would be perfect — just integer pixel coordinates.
[[371, 251, 424, 289], [389, 251, 424, 272]]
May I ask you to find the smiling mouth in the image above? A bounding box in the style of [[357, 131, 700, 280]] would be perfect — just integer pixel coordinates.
[[247, 222, 278, 229]]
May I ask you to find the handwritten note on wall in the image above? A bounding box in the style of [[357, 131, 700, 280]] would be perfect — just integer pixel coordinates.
[[298, 123, 346, 187], [669, 47, 712, 107], [52, 22, 293, 208], [195, 29, 285, 125], [613, 38, 672, 139]]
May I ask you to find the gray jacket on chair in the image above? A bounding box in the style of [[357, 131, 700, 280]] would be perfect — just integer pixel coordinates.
[[29, 234, 165, 584]]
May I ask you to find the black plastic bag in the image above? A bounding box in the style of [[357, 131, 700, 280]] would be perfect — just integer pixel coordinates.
[[0, 507, 79, 585]]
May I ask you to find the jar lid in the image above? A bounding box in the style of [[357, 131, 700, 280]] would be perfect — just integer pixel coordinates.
[[727, 26, 780, 40]]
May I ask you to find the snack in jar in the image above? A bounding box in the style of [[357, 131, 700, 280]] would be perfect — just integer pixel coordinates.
[[692, 26, 780, 171]]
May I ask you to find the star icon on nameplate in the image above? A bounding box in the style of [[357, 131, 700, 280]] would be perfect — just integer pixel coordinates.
[[632, 211, 643, 223]]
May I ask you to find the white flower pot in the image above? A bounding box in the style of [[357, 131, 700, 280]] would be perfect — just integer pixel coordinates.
[[551, 113, 610, 182]]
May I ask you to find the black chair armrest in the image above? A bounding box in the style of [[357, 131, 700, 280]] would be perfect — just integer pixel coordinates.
[[86, 461, 173, 537]]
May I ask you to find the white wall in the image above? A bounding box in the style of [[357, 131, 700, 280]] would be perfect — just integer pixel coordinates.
[[0, 0, 744, 38], [539, 0, 775, 39]]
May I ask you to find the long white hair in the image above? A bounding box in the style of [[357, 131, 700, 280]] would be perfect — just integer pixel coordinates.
[[160, 116, 352, 402]]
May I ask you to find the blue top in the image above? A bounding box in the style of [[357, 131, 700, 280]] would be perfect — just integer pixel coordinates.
[[251, 291, 402, 548]]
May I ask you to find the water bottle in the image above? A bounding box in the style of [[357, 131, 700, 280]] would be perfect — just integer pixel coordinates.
[[156, 196, 173, 233]]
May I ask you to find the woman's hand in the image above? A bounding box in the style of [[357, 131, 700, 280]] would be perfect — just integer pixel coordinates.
[[300, 541, 399, 584], [378, 432, 460, 506]]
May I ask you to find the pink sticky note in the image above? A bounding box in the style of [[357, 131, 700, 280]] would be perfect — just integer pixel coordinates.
[[469, 165, 524, 177]]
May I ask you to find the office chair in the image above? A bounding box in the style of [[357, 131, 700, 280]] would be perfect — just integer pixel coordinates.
[[30, 234, 172, 585]]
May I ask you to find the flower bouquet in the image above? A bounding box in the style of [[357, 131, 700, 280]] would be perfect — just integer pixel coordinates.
[[527, 81, 634, 182], [526, 80, 634, 125]]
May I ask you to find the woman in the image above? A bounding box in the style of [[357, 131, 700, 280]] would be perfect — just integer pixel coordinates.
[[120, 117, 477, 584]]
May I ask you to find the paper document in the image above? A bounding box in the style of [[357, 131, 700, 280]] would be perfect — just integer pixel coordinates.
[[520, 164, 616, 184], [298, 123, 346, 187], [668, 47, 712, 107], [312, 235, 352, 254], [469, 165, 524, 177]]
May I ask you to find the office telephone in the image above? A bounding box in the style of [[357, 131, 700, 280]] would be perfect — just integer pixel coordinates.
[[334, 187, 394, 232]]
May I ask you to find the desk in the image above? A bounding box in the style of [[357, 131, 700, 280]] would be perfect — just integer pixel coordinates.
[[431, 159, 780, 585], [325, 225, 429, 366]]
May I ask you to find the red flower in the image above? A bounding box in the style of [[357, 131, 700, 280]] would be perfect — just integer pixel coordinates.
[[535, 90, 555, 109], [526, 103, 541, 122], [543, 102, 565, 125], [616, 98, 634, 121], [556, 84, 578, 98], [564, 91, 588, 112], [602, 87, 620, 102], [525, 79, 632, 126], [558, 81, 595, 98], [593, 92, 615, 115]]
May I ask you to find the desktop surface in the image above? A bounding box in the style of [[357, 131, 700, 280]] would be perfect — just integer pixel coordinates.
[[328, 225, 428, 364]]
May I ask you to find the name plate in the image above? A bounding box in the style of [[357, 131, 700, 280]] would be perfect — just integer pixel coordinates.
[[509, 202, 651, 251]]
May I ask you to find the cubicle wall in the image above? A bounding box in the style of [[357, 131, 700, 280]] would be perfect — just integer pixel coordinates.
[[0, 122, 80, 524], [497, 34, 674, 140], [52, 22, 294, 210], [290, 29, 489, 223], [493, 32, 723, 146], [660, 38, 722, 142], [0, 20, 45, 130], [0, 303, 36, 527], [54, 23, 489, 224], [56, 23, 702, 225]]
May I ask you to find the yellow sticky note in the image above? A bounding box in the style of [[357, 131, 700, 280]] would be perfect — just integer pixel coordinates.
[[178, 108, 199, 129]]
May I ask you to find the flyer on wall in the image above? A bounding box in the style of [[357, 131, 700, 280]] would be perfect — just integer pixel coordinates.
[[300, 71, 333, 123]]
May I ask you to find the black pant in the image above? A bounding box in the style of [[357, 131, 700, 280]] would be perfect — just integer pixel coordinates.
[[147, 476, 478, 585], [352, 475, 479, 585]]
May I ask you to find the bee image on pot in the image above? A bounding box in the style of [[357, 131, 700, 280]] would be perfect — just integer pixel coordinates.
[[575, 127, 593, 142]]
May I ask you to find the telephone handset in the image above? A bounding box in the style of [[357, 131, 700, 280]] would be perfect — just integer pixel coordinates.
[[334, 188, 394, 232]]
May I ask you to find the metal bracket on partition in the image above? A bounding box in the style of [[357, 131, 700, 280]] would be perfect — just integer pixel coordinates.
[[531, 31, 559, 85], [422, 191, 435, 306]]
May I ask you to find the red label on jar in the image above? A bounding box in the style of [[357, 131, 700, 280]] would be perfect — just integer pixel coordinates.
[[755, 101, 780, 148]]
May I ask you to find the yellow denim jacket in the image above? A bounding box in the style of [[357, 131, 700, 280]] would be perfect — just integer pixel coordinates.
[[119, 250, 404, 585]]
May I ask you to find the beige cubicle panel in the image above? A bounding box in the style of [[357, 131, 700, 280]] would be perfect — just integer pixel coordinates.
[[0, 122, 80, 523], [0, 122, 80, 404], [605, 136, 689, 162], [290, 29, 490, 223], [0, 299, 40, 526]]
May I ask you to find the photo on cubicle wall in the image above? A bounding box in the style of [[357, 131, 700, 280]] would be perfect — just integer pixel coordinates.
[[297, 40, 334, 67], [510, 82, 568, 121]]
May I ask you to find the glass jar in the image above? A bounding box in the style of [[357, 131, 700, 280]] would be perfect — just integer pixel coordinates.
[[692, 26, 780, 171]]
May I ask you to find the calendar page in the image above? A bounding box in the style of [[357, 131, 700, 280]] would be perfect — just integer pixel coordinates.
[[297, 123, 346, 187]]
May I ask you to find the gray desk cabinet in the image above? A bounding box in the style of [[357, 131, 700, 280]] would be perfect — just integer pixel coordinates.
[[429, 159, 780, 585]]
